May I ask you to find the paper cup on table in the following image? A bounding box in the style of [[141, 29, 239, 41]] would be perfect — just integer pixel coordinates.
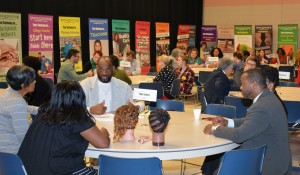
[[193, 109, 201, 120]]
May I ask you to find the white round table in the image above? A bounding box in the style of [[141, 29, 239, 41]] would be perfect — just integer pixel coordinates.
[[85, 111, 239, 160]]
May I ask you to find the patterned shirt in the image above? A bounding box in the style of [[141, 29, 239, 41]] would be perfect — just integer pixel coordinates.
[[153, 66, 176, 94]]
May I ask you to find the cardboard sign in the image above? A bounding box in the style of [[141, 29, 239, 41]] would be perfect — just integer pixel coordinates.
[[120, 60, 131, 67], [208, 57, 219, 62]]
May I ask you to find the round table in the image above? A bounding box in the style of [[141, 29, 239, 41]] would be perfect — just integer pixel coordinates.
[[85, 111, 239, 160]]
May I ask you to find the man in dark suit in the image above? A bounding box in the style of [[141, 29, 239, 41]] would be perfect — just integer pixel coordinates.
[[203, 69, 291, 175]]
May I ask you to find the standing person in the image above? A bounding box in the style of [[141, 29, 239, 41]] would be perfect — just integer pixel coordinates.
[[82, 51, 102, 74], [0, 65, 38, 154], [57, 49, 93, 83], [111, 54, 132, 85], [154, 55, 176, 99], [188, 48, 204, 68], [203, 69, 291, 175], [204, 57, 233, 104], [176, 54, 195, 95], [80, 56, 144, 114], [18, 81, 110, 175], [120, 50, 141, 76], [256, 50, 270, 65]]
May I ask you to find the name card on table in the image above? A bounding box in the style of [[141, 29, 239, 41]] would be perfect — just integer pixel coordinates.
[[120, 60, 131, 67], [208, 57, 219, 62], [133, 88, 157, 102], [279, 71, 290, 80]]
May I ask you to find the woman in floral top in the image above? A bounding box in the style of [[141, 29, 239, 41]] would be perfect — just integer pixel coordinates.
[[176, 54, 195, 94], [154, 55, 176, 99]]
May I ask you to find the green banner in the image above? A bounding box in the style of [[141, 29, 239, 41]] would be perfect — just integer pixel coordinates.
[[234, 25, 252, 35], [278, 24, 298, 56], [0, 12, 22, 81], [112, 19, 130, 33]]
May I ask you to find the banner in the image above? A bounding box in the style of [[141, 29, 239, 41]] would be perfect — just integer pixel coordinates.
[[188, 25, 196, 51], [59, 16, 82, 72], [217, 25, 234, 54], [88, 18, 109, 59], [200, 25, 217, 59], [112, 19, 130, 58], [234, 25, 253, 53], [255, 25, 272, 55], [278, 24, 298, 57], [28, 14, 54, 80], [135, 21, 150, 74], [0, 12, 22, 81], [155, 22, 170, 57]]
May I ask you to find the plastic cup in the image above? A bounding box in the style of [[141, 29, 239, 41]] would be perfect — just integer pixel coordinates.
[[193, 109, 201, 120]]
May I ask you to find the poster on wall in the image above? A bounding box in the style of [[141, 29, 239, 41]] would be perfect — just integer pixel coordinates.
[[188, 25, 196, 51], [217, 25, 234, 57], [28, 14, 54, 80], [234, 25, 252, 53], [0, 12, 22, 82], [155, 22, 170, 57], [59, 16, 82, 72], [135, 21, 150, 74], [200, 25, 217, 59], [278, 24, 298, 60], [255, 25, 272, 56], [176, 25, 195, 55], [88, 18, 109, 60], [112, 19, 130, 59]]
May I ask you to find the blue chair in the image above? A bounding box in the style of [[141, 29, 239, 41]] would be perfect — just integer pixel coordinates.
[[283, 101, 300, 123], [224, 96, 253, 118], [0, 152, 27, 175], [98, 155, 162, 175], [217, 145, 267, 175], [149, 99, 184, 111], [0, 82, 8, 89], [205, 104, 236, 119], [278, 81, 299, 87]]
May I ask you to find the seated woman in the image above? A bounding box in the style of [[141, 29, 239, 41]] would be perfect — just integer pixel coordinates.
[[113, 105, 140, 142], [294, 49, 300, 85], [111, 54, 132, 85], [176, 54, 195, 95], [82, 50, 102, 74], [256, 49, 271, 64], [18, 81, 110, 175], [0, 65, 38, 154], [277, 48, 288, 64], [207, 47, 224, 68], [188, 48, 204, 68], [154, 55, 176, 99]]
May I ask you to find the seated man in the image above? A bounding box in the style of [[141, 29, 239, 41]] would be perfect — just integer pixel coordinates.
[[80, 56, 144, 115], [120, 50, 141, 76]]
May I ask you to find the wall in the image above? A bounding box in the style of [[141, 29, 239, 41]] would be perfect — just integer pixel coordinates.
[[203, 0, 300, 53]]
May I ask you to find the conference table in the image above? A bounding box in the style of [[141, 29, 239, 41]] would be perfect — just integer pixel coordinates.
[[192, 67, 215, 76], [85, 111, 239, 160], [129, 75, 155, 89]]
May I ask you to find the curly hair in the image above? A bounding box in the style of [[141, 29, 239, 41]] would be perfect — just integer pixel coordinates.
[[113, 105, 139, 142], [148, 108, 170, 133]]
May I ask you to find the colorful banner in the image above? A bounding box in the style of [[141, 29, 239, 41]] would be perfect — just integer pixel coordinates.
[[278, 24, 298, 57], [255, 25, 272, 56], [135, 21, 150, 74], [200, 25, 217, 59], [155, 22, 170, 57], [59, 16, 82, 72], [88, 18, 109, 59], [0, 12, 22, 81], [234, 25, 253, 53], [28, 14, 54, 80], [112, 19, 130, 58], [188, 25, 196, 49], [217, 25, 234, 53], [176, 25, 190, 55]]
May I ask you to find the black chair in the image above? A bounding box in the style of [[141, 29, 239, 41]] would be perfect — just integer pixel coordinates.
[[197, 86, 207, 113], [205, 104, 237, 119], [279, 66, 295, 81], [149, 99, 184, 111], [278, 81, 299, 87], [170, 79, 181, 98], [224, 96, 253, 118], [0, 82, 8, 89]]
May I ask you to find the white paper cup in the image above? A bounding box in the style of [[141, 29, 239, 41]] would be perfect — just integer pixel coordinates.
[[193, 109, 201, 120]]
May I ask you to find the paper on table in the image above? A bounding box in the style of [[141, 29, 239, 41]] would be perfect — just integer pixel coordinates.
[[93, 113, 114, 122]]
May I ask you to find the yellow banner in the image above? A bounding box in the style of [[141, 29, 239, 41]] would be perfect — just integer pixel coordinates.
[[59, 17, 81, 37]]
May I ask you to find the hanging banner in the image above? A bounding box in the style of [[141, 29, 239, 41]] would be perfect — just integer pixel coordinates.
[[200, 25, 217, 59], [28, 14, 54, 80], [88, 18, 109, 59], [59, 16, 82, 72], [0, 12, 22, 81], [217, 25, 234, 55], [177, 25, 190, 55], [155, 22, 170, 57], [255, 25, 272, 56], [188, 25, 196, 52], [234, 25, 253, 53], [112, 19, 130, 58], [278, 24, 298, 57], [135, 21, 150, 74]]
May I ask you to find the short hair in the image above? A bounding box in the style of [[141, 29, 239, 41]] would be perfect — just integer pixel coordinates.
[[126, 50, 135, 59], [180, 54, 189, 63], [244, 68, 267, 88], [23, 56, 41, 73], [210, 47, 224, 58], [242, 50, 250, 57], [171, 48, 182, 58], [113, 105, 140, 142], [246, 56, 259, 66], [6, 65, 36, 91], [189, 48, 198, 55], [218, 57, 234, 70], [233, 52, 243, 61], [277, 48, 286, 55], [39, 81, 93, 123], [66, 49, 79, 59], [110, 54, 120, 68], [148, 108, 170, 133], [262, 66, 279, 87]]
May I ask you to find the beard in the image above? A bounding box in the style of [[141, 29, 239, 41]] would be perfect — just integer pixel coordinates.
[[98, 75, 112, 83]]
